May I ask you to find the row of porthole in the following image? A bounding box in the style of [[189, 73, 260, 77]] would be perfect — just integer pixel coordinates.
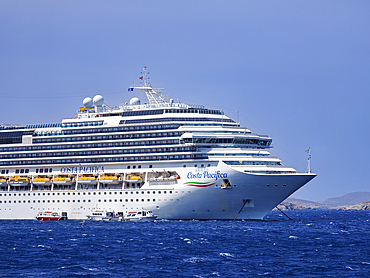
[[0, 190, 190, 197], [266, 184, 287, 187], [0, 198, 177, 204]]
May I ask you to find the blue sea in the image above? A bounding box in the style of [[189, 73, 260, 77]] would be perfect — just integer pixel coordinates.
[[1, 210, 369, 277]]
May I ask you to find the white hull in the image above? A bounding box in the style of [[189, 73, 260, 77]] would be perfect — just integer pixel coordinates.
[[124, 216, 157, 222], [0, 162, 315, 220]]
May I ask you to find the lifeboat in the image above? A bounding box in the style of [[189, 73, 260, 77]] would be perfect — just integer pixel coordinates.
[[99, 173, 121, 185], [32, 175, 52, 186], [53, 175, 74, 186], [9, 176, 30, 186], [125, 174, 143, 183], [0, 176, 8, 187], [77, 174, 98, 185]]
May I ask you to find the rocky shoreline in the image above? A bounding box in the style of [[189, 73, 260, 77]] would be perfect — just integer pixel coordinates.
[[275, 200, 370, 211], [273, 201, 315, 211], [337, 201, 370, 211]]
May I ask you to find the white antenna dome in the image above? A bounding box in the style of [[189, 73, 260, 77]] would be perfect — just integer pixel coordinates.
[[93, 95, 104, 106], [129, 97, 141, 106], [83, 97, 93, 108]]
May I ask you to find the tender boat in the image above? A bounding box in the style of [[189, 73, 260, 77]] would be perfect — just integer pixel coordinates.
[[32, 175, 52, 186], [8, 176, 30, 186], [125, 174, 143, 183], [0, 176, 7, 187], [53, 175, 74, 185], [36, 211, 68, 221], [99, 173, 121, 185], [77, 174, 98, 185], [123, 209, 158, 222], [87, 209, 122, 221]]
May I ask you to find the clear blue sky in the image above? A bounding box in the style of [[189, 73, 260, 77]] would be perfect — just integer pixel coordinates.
[[0, 1, 369, 201]]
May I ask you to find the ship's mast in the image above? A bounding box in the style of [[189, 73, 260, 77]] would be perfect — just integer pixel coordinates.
[[129, 66, 166, 105], [306, 148, 311, 173]]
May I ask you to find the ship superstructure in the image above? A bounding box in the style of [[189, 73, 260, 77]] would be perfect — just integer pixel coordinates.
[[0, 67, 315, 220]]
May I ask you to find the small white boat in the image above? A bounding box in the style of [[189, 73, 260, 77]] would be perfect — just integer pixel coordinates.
[[123, 209, 158, 222], [36, 211, 68, 221], [87, 209, 122, 221]]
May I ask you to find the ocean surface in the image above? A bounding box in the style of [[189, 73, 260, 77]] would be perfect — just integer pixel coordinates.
[[1, 210, 369, 277]]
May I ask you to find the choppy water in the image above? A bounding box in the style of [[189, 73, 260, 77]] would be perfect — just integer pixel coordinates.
[[0, 210, 369, 277]]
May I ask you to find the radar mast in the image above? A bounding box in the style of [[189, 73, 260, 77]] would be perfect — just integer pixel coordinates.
[[128, 66, 167, 105]]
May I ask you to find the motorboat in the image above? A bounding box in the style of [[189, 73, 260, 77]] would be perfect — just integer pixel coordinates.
[[36, 211, 68, 221], [87, 209, 122, 221], [123, 209, 158, 222]]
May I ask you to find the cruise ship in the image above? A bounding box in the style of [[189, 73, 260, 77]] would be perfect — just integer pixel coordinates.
[[0, 67, 315, 220]]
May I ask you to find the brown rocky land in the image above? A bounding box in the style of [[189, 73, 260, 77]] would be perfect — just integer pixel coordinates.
[[338, 201, 370, 211]]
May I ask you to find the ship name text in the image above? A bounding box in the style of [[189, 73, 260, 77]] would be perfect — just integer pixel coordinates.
[[187, 171, 227, 181], [60, 166, 105, 174]]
